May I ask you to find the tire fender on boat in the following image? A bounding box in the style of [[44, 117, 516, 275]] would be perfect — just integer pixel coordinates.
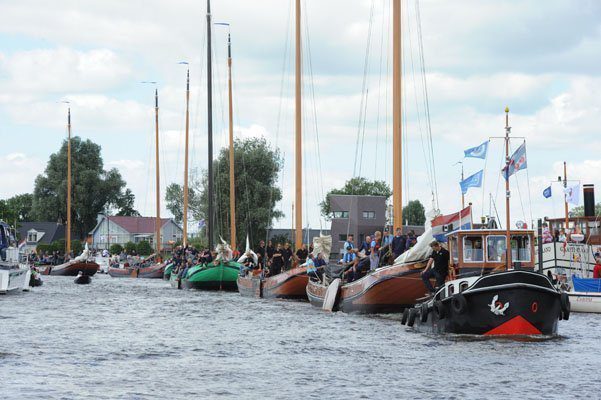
[[451, 294, 467, 314], [407, 308, 418, 327], [434, 300, 446, 319], [420, 303, 429, 323], [401, 308, 409, 325], [560, 292, 570, 321]]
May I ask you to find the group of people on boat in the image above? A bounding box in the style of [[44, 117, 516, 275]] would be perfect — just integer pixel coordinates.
[[250, 240, 318, 276], [542, 223, 585, 244], [167, 245, 215, 279]]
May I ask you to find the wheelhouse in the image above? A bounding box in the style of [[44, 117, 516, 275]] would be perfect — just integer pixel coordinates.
[[447, 229, 535, 275]]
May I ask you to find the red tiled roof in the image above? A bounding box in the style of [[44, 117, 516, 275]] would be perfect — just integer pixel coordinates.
[[107, 216, 172, 234]]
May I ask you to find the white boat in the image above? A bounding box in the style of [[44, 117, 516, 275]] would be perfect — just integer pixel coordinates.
[[0, 222, 31, 294], [568, 276, 601, 314]]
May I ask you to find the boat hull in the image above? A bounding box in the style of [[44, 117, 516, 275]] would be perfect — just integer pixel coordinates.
[[172, 262, 240, 291], [237, 267, 309, 300], [0, 265, 30, 294], [42, 261, 99, 276], [408, 270, 563, 336], [307, 262, 428, 313], [569, 292, 601, 313], [108, 264, 165, 279]]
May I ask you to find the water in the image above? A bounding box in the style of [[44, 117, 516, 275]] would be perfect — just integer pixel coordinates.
[[1, 275, 599, 399]]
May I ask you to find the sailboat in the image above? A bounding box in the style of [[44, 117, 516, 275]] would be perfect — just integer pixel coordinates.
[[236, 0, 313, 300], [44, 107, 99, 276], [170, 0, 240, 291]]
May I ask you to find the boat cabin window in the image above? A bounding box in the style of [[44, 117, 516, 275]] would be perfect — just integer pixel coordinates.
[[447, 284, 455, 296], [486, 235, 506, 262], [0, 226, 7, 248], [511, 234, 531, 262], [459, 281, 469, 292], [449, 236, 458, 264], [462, 235, 484, 262]]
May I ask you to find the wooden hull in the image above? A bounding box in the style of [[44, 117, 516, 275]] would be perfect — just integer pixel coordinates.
[[108, 264, 165, 279], [42, 261, 99, 276], [307, 262, 428, 313], [237, 267, 309, 300]]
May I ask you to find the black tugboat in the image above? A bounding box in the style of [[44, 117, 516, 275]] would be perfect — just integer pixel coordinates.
[[401, 229, 568, 336], [403, 109, 569, 336]]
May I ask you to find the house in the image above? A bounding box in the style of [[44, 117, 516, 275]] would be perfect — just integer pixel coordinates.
[[17, 222, 66, 254], [89, 214, 183, 250]]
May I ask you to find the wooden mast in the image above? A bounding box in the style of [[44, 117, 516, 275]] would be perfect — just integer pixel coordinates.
[[393, 0, 403, 232], [563, 161, 569, 233], [227, 32, 236, 251], [504, 107, 511, 270], [155, 89, 161, 257], [183, 69, 190, 247], [66, 108, 72, 256], [294, 0, 302, 249], [207, 0, 215, 250]]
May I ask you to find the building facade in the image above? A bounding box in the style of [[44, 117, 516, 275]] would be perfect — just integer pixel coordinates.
[[89, 215, 183, 250], [16, 222, 66, 254]]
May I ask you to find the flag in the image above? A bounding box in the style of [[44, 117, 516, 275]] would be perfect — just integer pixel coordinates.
[[564, 184, 580, 205], [543, 186, 552, 199], [431, 206, 473, 242], [502, 142, 527, 180], [460, 169, 484, 195], [464, 141, 489, 159]]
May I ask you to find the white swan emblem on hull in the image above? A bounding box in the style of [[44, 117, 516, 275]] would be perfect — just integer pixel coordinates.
[[489, 295, 509, 316]]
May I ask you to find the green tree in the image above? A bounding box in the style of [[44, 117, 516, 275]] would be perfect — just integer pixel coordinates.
[[167, 137, 283, 247], [136, 240, 152, 256], [124, 241, 137, 254], [271, 233, 291, 245], [0, 193, 34, 223], [402, 200, 426, 226], [72, 239, 83, 256], [571, 203, 601, 217], [31, 136, 138, 239], [320, 177, 392, 219], [110, 243, 124, 254]]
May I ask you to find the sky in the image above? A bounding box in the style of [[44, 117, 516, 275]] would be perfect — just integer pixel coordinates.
[[0, 0, 600, 234]]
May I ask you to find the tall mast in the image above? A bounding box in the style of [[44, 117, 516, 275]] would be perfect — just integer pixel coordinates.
[[155, 89, 161, 256], [563, 161, 569, 232], [504, 107, 511, 270], [207, 0, 214, 250], [294, 0, 302, 249], [392, 0, 403, 232], [460, 164, 465, 209], [227, 32, 236, 251], [66, 108, 72, 255], [183, 69, 190, 247]]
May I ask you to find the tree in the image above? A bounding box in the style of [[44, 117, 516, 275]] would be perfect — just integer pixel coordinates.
[[31, 136, 139, 239], [124, 241, 137, 254], [402, 200, 426, 226], [271, 233, 291, 245], [110, 243, 124, 255], [0, 193, 34, 223], [571, 203, 601, 217], [136, 240, 152, 256], [72, 239, 84, 256], [167, 137, 283, 247], [320, 177, 392, 219]]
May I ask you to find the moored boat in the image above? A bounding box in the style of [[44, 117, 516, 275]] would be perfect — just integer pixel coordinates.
[[567, 275, 601, 313], [1, 221, 32, 294], [42, 244, 99, 276], [171, 261, 240, 291], [238, 266, 309, 300]]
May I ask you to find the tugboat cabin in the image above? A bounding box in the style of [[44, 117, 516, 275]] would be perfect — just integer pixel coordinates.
[[447, 229, 536, 276]]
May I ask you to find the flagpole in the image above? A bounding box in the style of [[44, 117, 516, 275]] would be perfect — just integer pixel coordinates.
[[504, 107, 512, 270], [563, 161, 569, 233]]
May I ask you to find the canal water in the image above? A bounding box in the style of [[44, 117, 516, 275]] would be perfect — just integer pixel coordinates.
[[1, 275, 599, 399]]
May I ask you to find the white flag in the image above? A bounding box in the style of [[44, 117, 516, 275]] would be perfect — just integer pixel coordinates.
[[564, 184, 580, 205]]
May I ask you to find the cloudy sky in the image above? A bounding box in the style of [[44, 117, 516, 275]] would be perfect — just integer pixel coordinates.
[[1, 0, 600, 233]]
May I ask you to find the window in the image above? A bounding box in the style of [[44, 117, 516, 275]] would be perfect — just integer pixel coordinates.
[[486, 235, 506, 262], [463, 235, 484, 262], [449, 236, 459, 264], [511, 235, 531, 262], [332, 211, 349, 219], [27, 230, 38, 243], [362, 211, 376, 219], [339, 234, 347, 241]]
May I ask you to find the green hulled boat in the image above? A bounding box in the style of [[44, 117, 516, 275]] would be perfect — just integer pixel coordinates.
[[163, 263, 174, 280], [170, 261, 240, 291]]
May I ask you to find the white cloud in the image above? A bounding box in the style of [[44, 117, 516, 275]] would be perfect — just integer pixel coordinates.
[[0, 153, 45, 198]]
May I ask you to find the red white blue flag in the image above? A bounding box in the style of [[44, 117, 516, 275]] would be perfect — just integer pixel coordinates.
[[502, 142, 527, 180]]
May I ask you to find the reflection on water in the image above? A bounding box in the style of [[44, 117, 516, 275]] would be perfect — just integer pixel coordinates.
[[1, 274, 599, 399]]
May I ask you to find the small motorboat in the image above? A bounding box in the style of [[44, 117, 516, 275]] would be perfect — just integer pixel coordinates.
[[568, 276, 601, 313], [74, 272, 91, 285], [29, 270, 43, 287]]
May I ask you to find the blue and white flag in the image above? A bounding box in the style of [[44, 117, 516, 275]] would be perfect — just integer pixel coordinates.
[[460, 169, 484, 195], [464, 141, 489, 159], [543, 186, 552, 199], [502, 142, 527, 180]]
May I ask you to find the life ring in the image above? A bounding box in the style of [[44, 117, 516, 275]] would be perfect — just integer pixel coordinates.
[[560, 292, 570, 321], [407, 308, 417, 327], [434, 300, 446, 319], [451, 294, 467, 314], [420, 303, 429, 323], [401, 308, 409, 325]]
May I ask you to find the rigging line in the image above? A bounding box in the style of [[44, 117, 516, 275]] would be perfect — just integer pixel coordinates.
[[373, 0, 386, 180], [480, 142, 489, 218], [523, 145, 534, 227], [384, 0, 391, 186], [352, 0, 375, 178], [415, 0, 438, 209], [358, 88, 370, 177], [494, 138, 504, 211]]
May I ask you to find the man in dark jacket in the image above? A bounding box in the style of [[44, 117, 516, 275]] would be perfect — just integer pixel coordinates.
[[421, 241, 450, 294], [391, 228, 406, 259]]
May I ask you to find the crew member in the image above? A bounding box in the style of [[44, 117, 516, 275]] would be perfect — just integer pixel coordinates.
[[421, 241, 450, 294]]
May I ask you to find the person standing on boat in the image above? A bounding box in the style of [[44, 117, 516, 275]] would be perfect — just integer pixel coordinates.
[[391, 228, 406, 259], [296, 243, 309, 265], [282, 242, 293, 270], [255, 240, 267, 268], [421, 241, 450, 294], [270, 244, 284, 276], [593, 253, 601, 279], [370, 231, 382, 270], [266, 240, 275, 264]]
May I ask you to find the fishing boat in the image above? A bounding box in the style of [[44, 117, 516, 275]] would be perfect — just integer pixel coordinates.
[[403, 109, 567, 336], [170, 1, 240, 291], [237, 0, 313, 300], [306, 0, 437, 312], [0, 221, 32, 294]]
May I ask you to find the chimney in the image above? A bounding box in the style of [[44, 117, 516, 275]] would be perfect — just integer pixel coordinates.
[[584, 184, 595, 217]]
